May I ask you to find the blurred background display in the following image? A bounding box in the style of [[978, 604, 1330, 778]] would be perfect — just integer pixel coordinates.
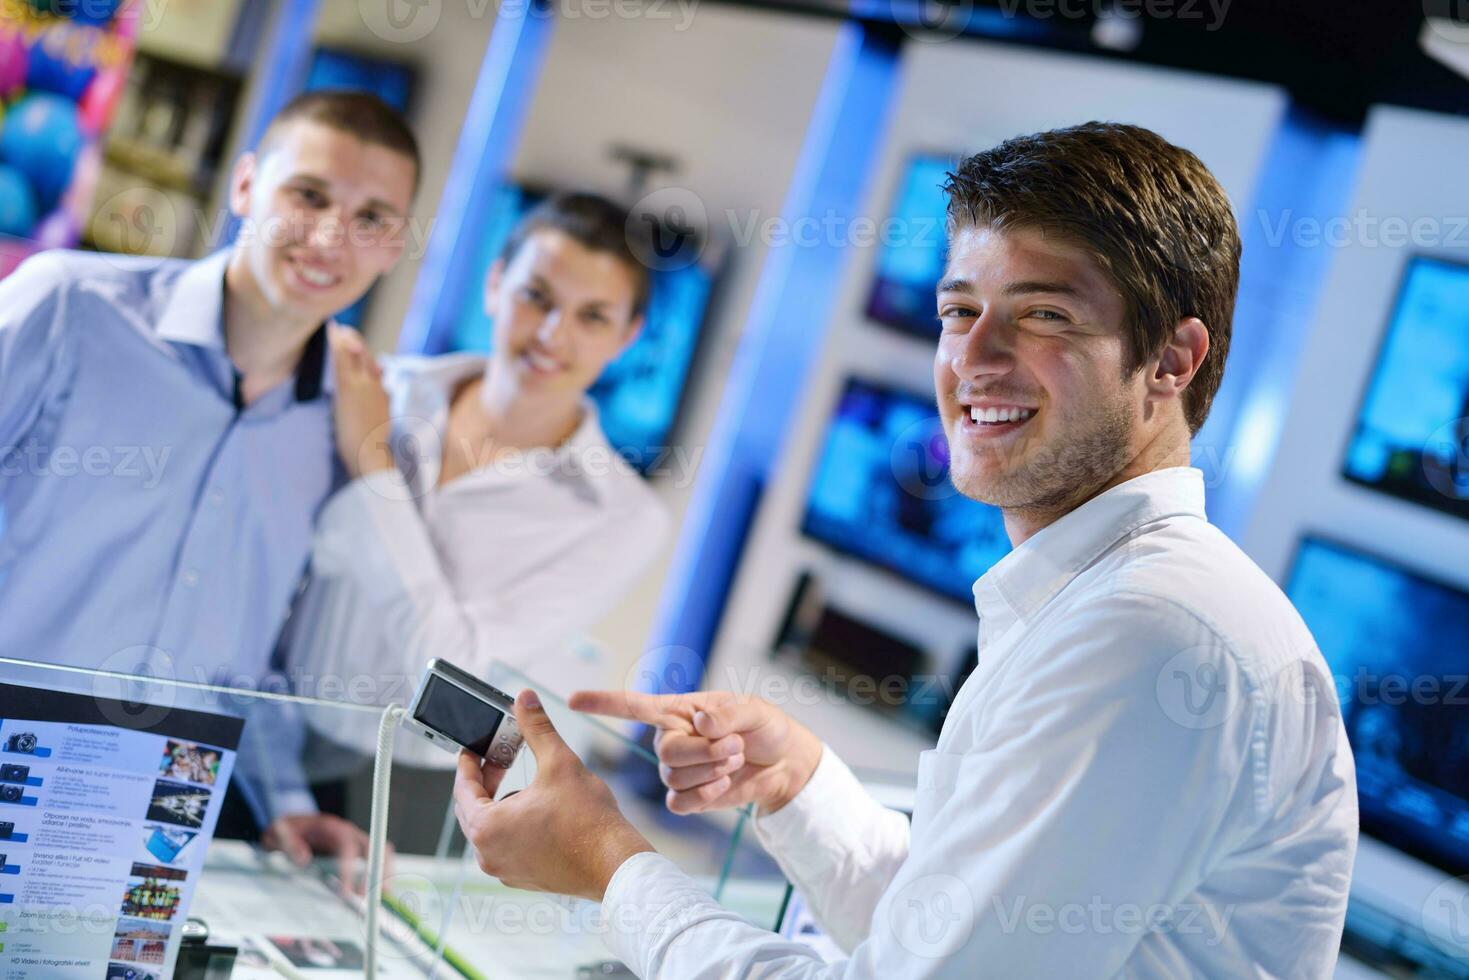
[[863, 153, 952, 338], [801, 376, 1011, 604], [1343, 255, 1469, 521], [1286, 536, 1469, 875]]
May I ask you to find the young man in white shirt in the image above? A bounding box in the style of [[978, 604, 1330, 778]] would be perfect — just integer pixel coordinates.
[[448, 123, 1359, 977], [281, 192, 668, 773]]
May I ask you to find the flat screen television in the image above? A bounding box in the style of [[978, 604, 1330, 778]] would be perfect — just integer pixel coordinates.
[[303, 48, 416, 330], [449, 184, 719, 476], [864, 153, 955, 338], [801, 377, 1011, 604], [1285, 535, 1469, 875], [1343, 256, 1469, 520]]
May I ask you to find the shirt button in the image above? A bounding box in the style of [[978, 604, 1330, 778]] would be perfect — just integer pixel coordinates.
[[182, 569, 200, 588]]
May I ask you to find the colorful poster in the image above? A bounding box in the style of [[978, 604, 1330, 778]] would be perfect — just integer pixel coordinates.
[[0, 0, 139, 277], [0, 682, 242, 980]]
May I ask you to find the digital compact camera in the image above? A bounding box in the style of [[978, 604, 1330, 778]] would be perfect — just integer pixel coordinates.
[[0, 785, 21, 803], [405, 659, 524, 768], [4, 732, 36, 754], [0, 764, 28, 783]]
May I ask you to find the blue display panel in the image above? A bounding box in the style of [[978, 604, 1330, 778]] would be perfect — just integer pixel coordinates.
[[801, 377, 1011, 603], [864, 154, 954, 338], [304, 48, 414, 113], [449, 184, 718, 475], [1285, 536, 1469, 875], [1343, 256, 1469, 520]]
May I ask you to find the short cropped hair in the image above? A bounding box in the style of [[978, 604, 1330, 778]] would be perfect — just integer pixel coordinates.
[[943, 122, 1241, 434], [263, 90, 421, 192], [501, 192, 652, 319]]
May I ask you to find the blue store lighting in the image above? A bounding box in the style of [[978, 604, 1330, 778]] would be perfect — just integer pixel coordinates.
[[398, 0, 557, 355], [638, 23, 904, 697]]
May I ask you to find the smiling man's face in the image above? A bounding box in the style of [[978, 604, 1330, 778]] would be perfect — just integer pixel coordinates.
[[934, 223, 1150, 517]]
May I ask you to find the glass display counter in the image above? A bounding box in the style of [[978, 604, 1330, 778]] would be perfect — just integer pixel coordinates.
[[0, 656, 790, 979]]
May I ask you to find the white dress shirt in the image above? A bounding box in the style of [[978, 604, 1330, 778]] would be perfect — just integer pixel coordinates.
[[601, 467, 1358, 978], [282, 353, 669, 768]]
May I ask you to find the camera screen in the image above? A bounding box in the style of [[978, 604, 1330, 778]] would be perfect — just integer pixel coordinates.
[[414, 676, 504, 755]]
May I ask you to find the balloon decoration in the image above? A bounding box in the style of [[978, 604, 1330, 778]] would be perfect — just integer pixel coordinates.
[[78, 65, 121, 133], [1, 93, 84, 210], [0, 0, 137, 255], [0, 162, 37, 236], [0, 30, 26, 98]]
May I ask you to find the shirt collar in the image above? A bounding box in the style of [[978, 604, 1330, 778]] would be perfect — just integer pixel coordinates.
[[388, 353, 618, 502], [971, 467, 1208, 636], [157, 248, 334, 403], [156, 248, 231, 350]]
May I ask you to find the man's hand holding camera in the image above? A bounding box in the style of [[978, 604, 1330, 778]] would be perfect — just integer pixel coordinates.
[[453, 687, 825, 903], [452, 690, 655, 902]]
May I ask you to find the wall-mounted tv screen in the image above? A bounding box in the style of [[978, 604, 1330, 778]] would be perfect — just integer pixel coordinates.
[[450, 184, 719, 475], [1285, 536, 1469, 875], [864, 154, 954, 338], [304, 47, 415, 330], [801, 377, 1011, 603], [1343, 256, 1469, 520]]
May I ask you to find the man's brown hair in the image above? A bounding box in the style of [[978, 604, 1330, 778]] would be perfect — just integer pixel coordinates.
[[262, 90, 421, 192], [943, 122, 1241, 434]]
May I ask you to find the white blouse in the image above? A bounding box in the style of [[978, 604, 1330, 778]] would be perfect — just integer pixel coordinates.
[[282, 353, 669, 769]]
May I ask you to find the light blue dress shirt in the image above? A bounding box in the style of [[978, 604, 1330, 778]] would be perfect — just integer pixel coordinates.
[[0, 247, 336, 712]]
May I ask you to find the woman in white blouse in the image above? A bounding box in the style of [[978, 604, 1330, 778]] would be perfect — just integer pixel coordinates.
[[282, 192, 670, 772]]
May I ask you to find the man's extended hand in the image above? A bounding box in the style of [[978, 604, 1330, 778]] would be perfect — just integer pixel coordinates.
[[261, 812, 379, 897], [569, 690, 823, 817], [453, 690, 654, 902]]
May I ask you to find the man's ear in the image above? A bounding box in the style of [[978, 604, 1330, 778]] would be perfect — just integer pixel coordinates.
[[1147, 316, 1209, 405], [227, 151, 257, 220], [483, 258, 505, 314]]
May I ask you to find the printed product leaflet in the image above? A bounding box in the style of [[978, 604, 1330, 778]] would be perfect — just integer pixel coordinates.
[[0, 682, 243, 980]]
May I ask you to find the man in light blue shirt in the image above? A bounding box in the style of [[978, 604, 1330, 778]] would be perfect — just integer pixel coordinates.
[[0, 90, 420, 876]]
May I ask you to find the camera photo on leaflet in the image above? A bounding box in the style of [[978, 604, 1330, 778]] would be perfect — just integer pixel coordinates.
[[157, 740, 221, 786], [4, 731, 39, 754], [0, 763, 29, 783], [141, 823, 198, 865], [110, 918, 171, 965], [107, 963, 162, 980], [145, 779, 211, 830], [120, 868, 186, 921], [414, 675, 505, 756]]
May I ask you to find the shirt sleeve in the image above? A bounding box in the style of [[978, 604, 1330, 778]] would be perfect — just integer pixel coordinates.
[[0, 251, 75, 451], [751, 747, 912, 952], [599, 591, 1263, 979], [232, 697, 319, 825], [307, 467, 670, 681]]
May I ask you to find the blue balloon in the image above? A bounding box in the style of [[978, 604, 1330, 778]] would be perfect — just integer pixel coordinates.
[[0, 93, 83, 212], [26, 35, 98, 101], [0, 163, 38, 237], [71, 0, 124, 24], [27, 0, 123, 22]]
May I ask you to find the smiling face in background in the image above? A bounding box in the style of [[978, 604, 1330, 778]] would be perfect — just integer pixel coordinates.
[[934, 223, 1146, 517], [485, 228, 644, 400], [228, 119, 416, 326]]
